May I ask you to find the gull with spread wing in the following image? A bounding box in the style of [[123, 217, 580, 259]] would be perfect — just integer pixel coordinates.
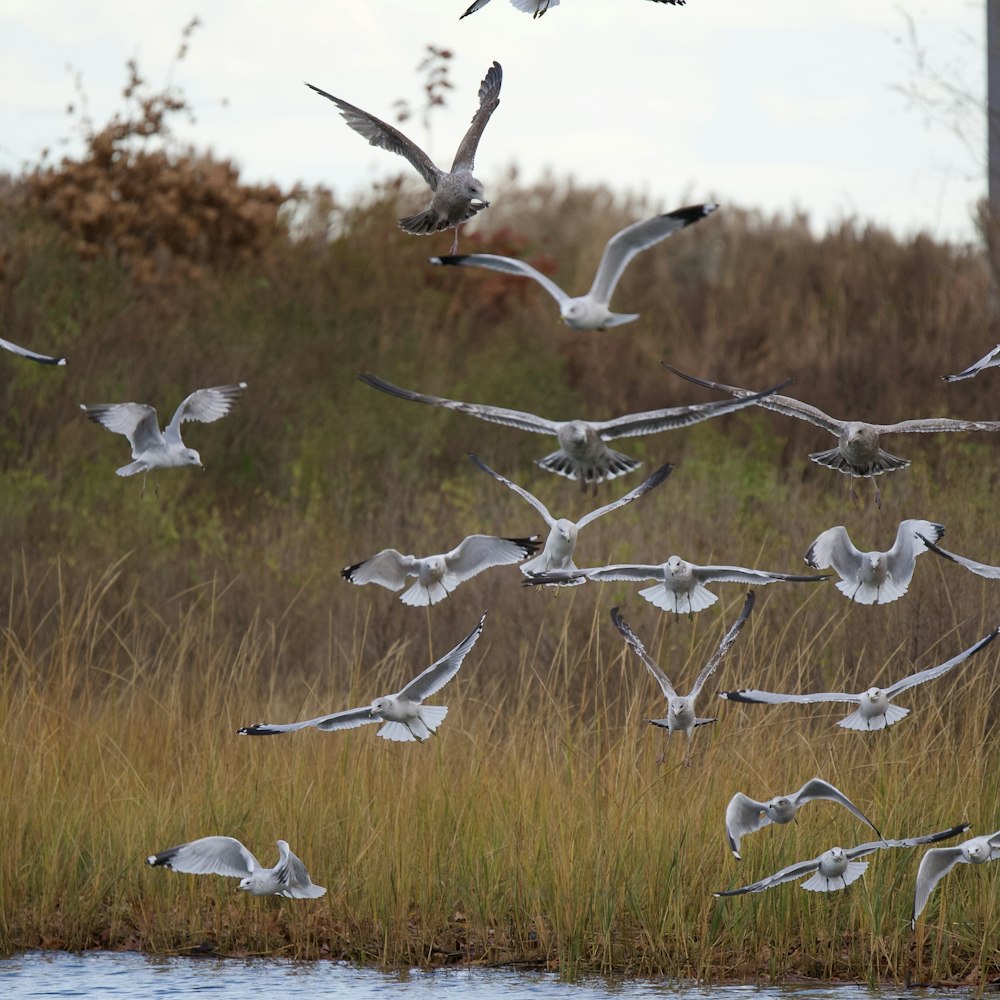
[[725, 778, 881, 860], [664, 363, 1000, 507], [147, 836, 325, 899], [81, 383, 247, 493], [527, 555, 828, 614], [342, 535, 537, 606], [240, 612, 486, 742], [715, 825, 969, 897], [0, 335, 66, 365], [470, 454, 672, 582], [804, 519, 943, 605], [720, 625, 1000, 731], [919, 533, 1000, 580], [942, 344, 1000, 382], [432, 205, 715, 330], [359, 372, 787, 493], [306, 63, 501, 253], [460, 0, 685, 17], [611, 591, 754, 765], [911, 827, 1000, 929]]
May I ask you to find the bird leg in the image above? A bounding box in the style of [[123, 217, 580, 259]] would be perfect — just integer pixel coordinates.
[[871, 475, 882, 510], [139, 474, 147, 499], [449, 225, 461, 255]]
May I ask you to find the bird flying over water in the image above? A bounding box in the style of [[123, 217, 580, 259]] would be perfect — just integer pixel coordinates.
[[431, 205, 716, 330], [306, 62, 502, 253], [911, 828, 1000, 929]]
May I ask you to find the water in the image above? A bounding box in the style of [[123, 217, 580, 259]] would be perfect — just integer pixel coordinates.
[[0, 952, 968, 1000]]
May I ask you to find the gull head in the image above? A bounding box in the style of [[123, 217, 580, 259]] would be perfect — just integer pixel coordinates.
[[466, 177, 488, 210], [369, 697, 390, 718], [863, 687, 882, 703], [237, 874, 263, 894], [554, 519, 578, 547], [767, 797, 796, 823], [665, 556, 691, 581], [182, 447, 203, 469]]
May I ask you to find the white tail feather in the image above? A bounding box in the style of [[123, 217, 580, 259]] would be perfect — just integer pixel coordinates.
[[638, 582, 718, 613], [400, 581, 449, 607], [419, 704, 448, 734], [116, 460, 148, 477], [377, 720, 417, 742], [839, 704, 909, 731], [800, 861, 868, 892]]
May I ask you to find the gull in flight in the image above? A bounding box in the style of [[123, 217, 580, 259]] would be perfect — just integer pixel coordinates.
[[611, 591, 754, 765], [725, 778, 882, 860], [0, 335, 66, 366], [720, 625, 1000, 731], [663, 363, 1000, 507], [460, 0, 685, 17], [804, 519, 944, 605], [81, 383, 247, 493], [342, 535, 537, 606], [469, 454, 672, 582], [240, 612, 486, 742], [715, 825, 970, 897], [147, 836, 325, 899], [911, 828, 1000, 929], [918, 533, 1000, 580], [527, 555, 828, 614], [358, 372, 787, 493], [942, 344, 1000, 382], [431, 204, 716, 330], [306, 63, 501, 253]]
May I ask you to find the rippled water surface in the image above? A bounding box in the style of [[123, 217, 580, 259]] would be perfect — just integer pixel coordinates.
[[1, 951, 969, 999]]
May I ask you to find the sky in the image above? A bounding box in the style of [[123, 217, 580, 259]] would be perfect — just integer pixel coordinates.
[[0, 1, 986, 243]]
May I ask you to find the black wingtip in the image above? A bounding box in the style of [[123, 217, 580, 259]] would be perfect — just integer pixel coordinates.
[[666, 203, 719, 225]]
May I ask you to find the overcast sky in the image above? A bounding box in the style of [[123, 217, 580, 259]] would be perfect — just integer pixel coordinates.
[[0, 1, 986, 242]]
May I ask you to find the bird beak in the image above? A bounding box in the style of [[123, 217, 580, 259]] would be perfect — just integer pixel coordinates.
[[471, 198, 489, 210]]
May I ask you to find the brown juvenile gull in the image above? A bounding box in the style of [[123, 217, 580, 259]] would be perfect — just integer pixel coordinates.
[[460, 0, 685, 17], [804, 519, 944, 605], [714, 825, 969, 897], [527, 555, 828, 614], [431, 204, 716, 330], [911, 827, 1000, 929], [942, 343, 1000, 382], [0, 335, 66, 366], [358, 372, 788, 493], [80, 383, 247, 493], [147, 836, 325, 899], [720, 625, 1000, 731], [918, 533, 1000, 580], [240, 612, 486, 743], [341, 535, 538, 606], [611, 591, 754, 765], [663, 362, 1000, 507], [469, 454, 672, 583], [306, 62, 501, 253], [725, 778, 882, 860]]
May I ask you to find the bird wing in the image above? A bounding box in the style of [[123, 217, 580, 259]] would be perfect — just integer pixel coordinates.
[[358, 373, 560, 435], [0, 335, 66, 365], [469, 453, 554, 525], [610, 606, 675, 700], [715, 856, 821, 896], [689, 591, 755, 699], [444, 534, 538, 583], [165, 383, 247, 445], [430, 254, 571, 306], [238, 707, 378, 735], [459, 0, 492, 16], [146, 835, 257, 877], [341, 549, 416, 590], [588, 205, 716, 305], [273, 840, 324, 898], [850, 823, 970, 858], [792, 779, 881, 838], [720, 688, 861, 706], [877, 417, 1000, 433], [450, 62, 503, 173], [575, 464, 673, 529], [694, 564, 830, 586], [589, 381, 793, 441], [724, 792, 771, 859], [885, 627, 1000, 697], [398, 611, 487, 702], [942, 343, 1000, 382], [911, 846, 968, 927], [81, 402, 163, 454], [805, 525, 863, 576], [581, 564, 664, 583], [885, 519, 943, 577], [919, 535, 1000, 579], [661, 363, 844, 433], [305, 83, 442, 190]]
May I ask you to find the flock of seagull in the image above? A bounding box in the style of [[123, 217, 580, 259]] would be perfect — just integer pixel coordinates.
[[11, 0, 1000, 960]]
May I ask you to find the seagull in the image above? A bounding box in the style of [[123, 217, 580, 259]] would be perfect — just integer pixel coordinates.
[[342, 535, 537, 606], [431, 204, 716, 330], [469, 454, 672, 582], [663, 363, 1000, 507], [147, 836, 325, 899], [0, 335, 66, 366], [240, 612, 486, 742], [306, 62, 501, 253], [725, 778, 882, 860], [527, 555, 829, 614], [804, 519, 944, 605], [460, 0, 685, 17], [942, 344, 1000, 382], [358, 372, 788, 493], [611, 591, 754, 765], [911, 828, 1000, 929], [81, 383, 247, 492], [720, 625, 1000, 731], [714, 825, 970, 897], [919, 533, 1000, 580]]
